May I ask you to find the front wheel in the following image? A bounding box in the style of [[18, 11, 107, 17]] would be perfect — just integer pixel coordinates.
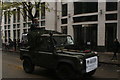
[[56, 64, 76, 80], [23, 58, 35, 73]]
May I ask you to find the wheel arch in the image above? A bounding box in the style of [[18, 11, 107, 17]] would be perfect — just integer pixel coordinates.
[[22, 55, 32, 61], [56, 59, 76, 70]]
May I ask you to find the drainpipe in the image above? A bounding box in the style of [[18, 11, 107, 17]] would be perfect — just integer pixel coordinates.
[[0, 0, 2, 48], [55, 1, 57, 31]]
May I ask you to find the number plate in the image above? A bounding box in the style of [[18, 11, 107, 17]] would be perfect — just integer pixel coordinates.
[[86, 56, 98, 73]]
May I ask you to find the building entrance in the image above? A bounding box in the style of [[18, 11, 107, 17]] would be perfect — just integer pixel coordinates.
[[73, 24, 97, 50], [105, 23, 117, 51]]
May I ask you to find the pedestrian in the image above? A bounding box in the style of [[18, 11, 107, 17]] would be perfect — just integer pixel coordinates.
[[17, 38, 20, 49], [8, 38, 13, 50], [13, 39, 17, 51], [111, 38, 120, 60], [5, 39, 9, 50]]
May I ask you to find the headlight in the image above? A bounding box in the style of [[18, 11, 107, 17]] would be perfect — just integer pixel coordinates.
[[94, 52, 98, 54], [79, 59, 83, 64], [91, 51, 98, 54], [95, 52, 98, 54]]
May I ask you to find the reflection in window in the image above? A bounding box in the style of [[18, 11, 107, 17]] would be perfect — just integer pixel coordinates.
[[67, 36, 74, 45], [37, 37, 52, 51], [61, 26, 67, 34]]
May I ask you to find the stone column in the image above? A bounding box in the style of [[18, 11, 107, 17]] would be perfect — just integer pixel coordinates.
[[0, 1, 2, 48], [117, 1, 120, 42], [68, 2, 74, 38], [97, 1, 106, 51]]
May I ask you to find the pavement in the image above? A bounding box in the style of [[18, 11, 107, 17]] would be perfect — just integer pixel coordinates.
[[1, 48, 120, 66], [98, 52, 120, 66]]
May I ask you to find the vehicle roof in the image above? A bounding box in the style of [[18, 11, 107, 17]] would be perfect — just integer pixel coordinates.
[[41, 34, 69, 37]]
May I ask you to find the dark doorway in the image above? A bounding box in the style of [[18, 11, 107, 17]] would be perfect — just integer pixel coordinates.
[[73, 24, 97, 50], [105, 23, 117, 51]]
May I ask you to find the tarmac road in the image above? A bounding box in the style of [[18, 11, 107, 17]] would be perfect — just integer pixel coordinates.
[[2, 51, 120, 80]]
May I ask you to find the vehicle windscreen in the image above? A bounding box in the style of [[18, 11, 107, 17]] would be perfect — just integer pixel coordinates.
[[53, 36, 74, 46], [21, 34, 28, 48]]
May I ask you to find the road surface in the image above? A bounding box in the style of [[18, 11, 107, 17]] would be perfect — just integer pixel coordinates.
[[2, 51, 120, 80]]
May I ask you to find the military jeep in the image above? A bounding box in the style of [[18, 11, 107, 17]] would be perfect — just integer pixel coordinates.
[[20, 28, 98, 80]]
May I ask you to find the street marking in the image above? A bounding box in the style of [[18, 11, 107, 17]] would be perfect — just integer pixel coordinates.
[[8, 64, 23, 70]]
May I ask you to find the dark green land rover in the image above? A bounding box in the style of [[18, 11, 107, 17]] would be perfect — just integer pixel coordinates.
[[20, 28, 98, 80]]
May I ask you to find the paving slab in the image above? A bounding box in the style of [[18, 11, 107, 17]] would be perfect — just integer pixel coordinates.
[[98, 52, 120, 65]]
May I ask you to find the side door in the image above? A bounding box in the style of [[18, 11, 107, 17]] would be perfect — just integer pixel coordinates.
[[37, 37, 57, 69]]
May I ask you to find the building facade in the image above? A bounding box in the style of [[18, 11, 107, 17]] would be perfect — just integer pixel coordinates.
[[1, 1, 120, 51]]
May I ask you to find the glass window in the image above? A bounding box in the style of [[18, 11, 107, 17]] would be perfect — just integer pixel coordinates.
[[17, 24, 20, 28], [41, 21, 45, 26], [17, 8, 20, 22], [5, 30, 7, 39], [106, 14, 117, 20], [23, 29, 27, 33], [74, 2, 98, 15], [4, 11, 7, 24], [17, 30, 20, 39], [8, 30, 10, 38], [53, 36, 74, 46], [8, 11, 11, 24], [8, 25, 10, 29], [13, 30, 16, 39], [73, 15, 98, 23], [13, 24, 16, 29], [13, 9, 16, 23], [5, 26, 7, 29], [106, 2, 117, 11], [61, 26, 67, 34], [28, 23, 31, 27], [37, 37, 52, 51], [23, 6, 27, 21], [41, 2, 45, 19], [23, 23, 26, 27], [62, 4, 68, 17], [61, 18, 67, 24]]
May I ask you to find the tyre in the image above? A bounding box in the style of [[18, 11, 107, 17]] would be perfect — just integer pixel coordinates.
[[56, 64, 76, 80], [23, 58, 35, 73]]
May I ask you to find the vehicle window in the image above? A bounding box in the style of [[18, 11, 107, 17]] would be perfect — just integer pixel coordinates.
[[38, 37, 52, 52], [67, 36, 74, 45], [21, 34, 28, 48], [53, 36, 74, 46]]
